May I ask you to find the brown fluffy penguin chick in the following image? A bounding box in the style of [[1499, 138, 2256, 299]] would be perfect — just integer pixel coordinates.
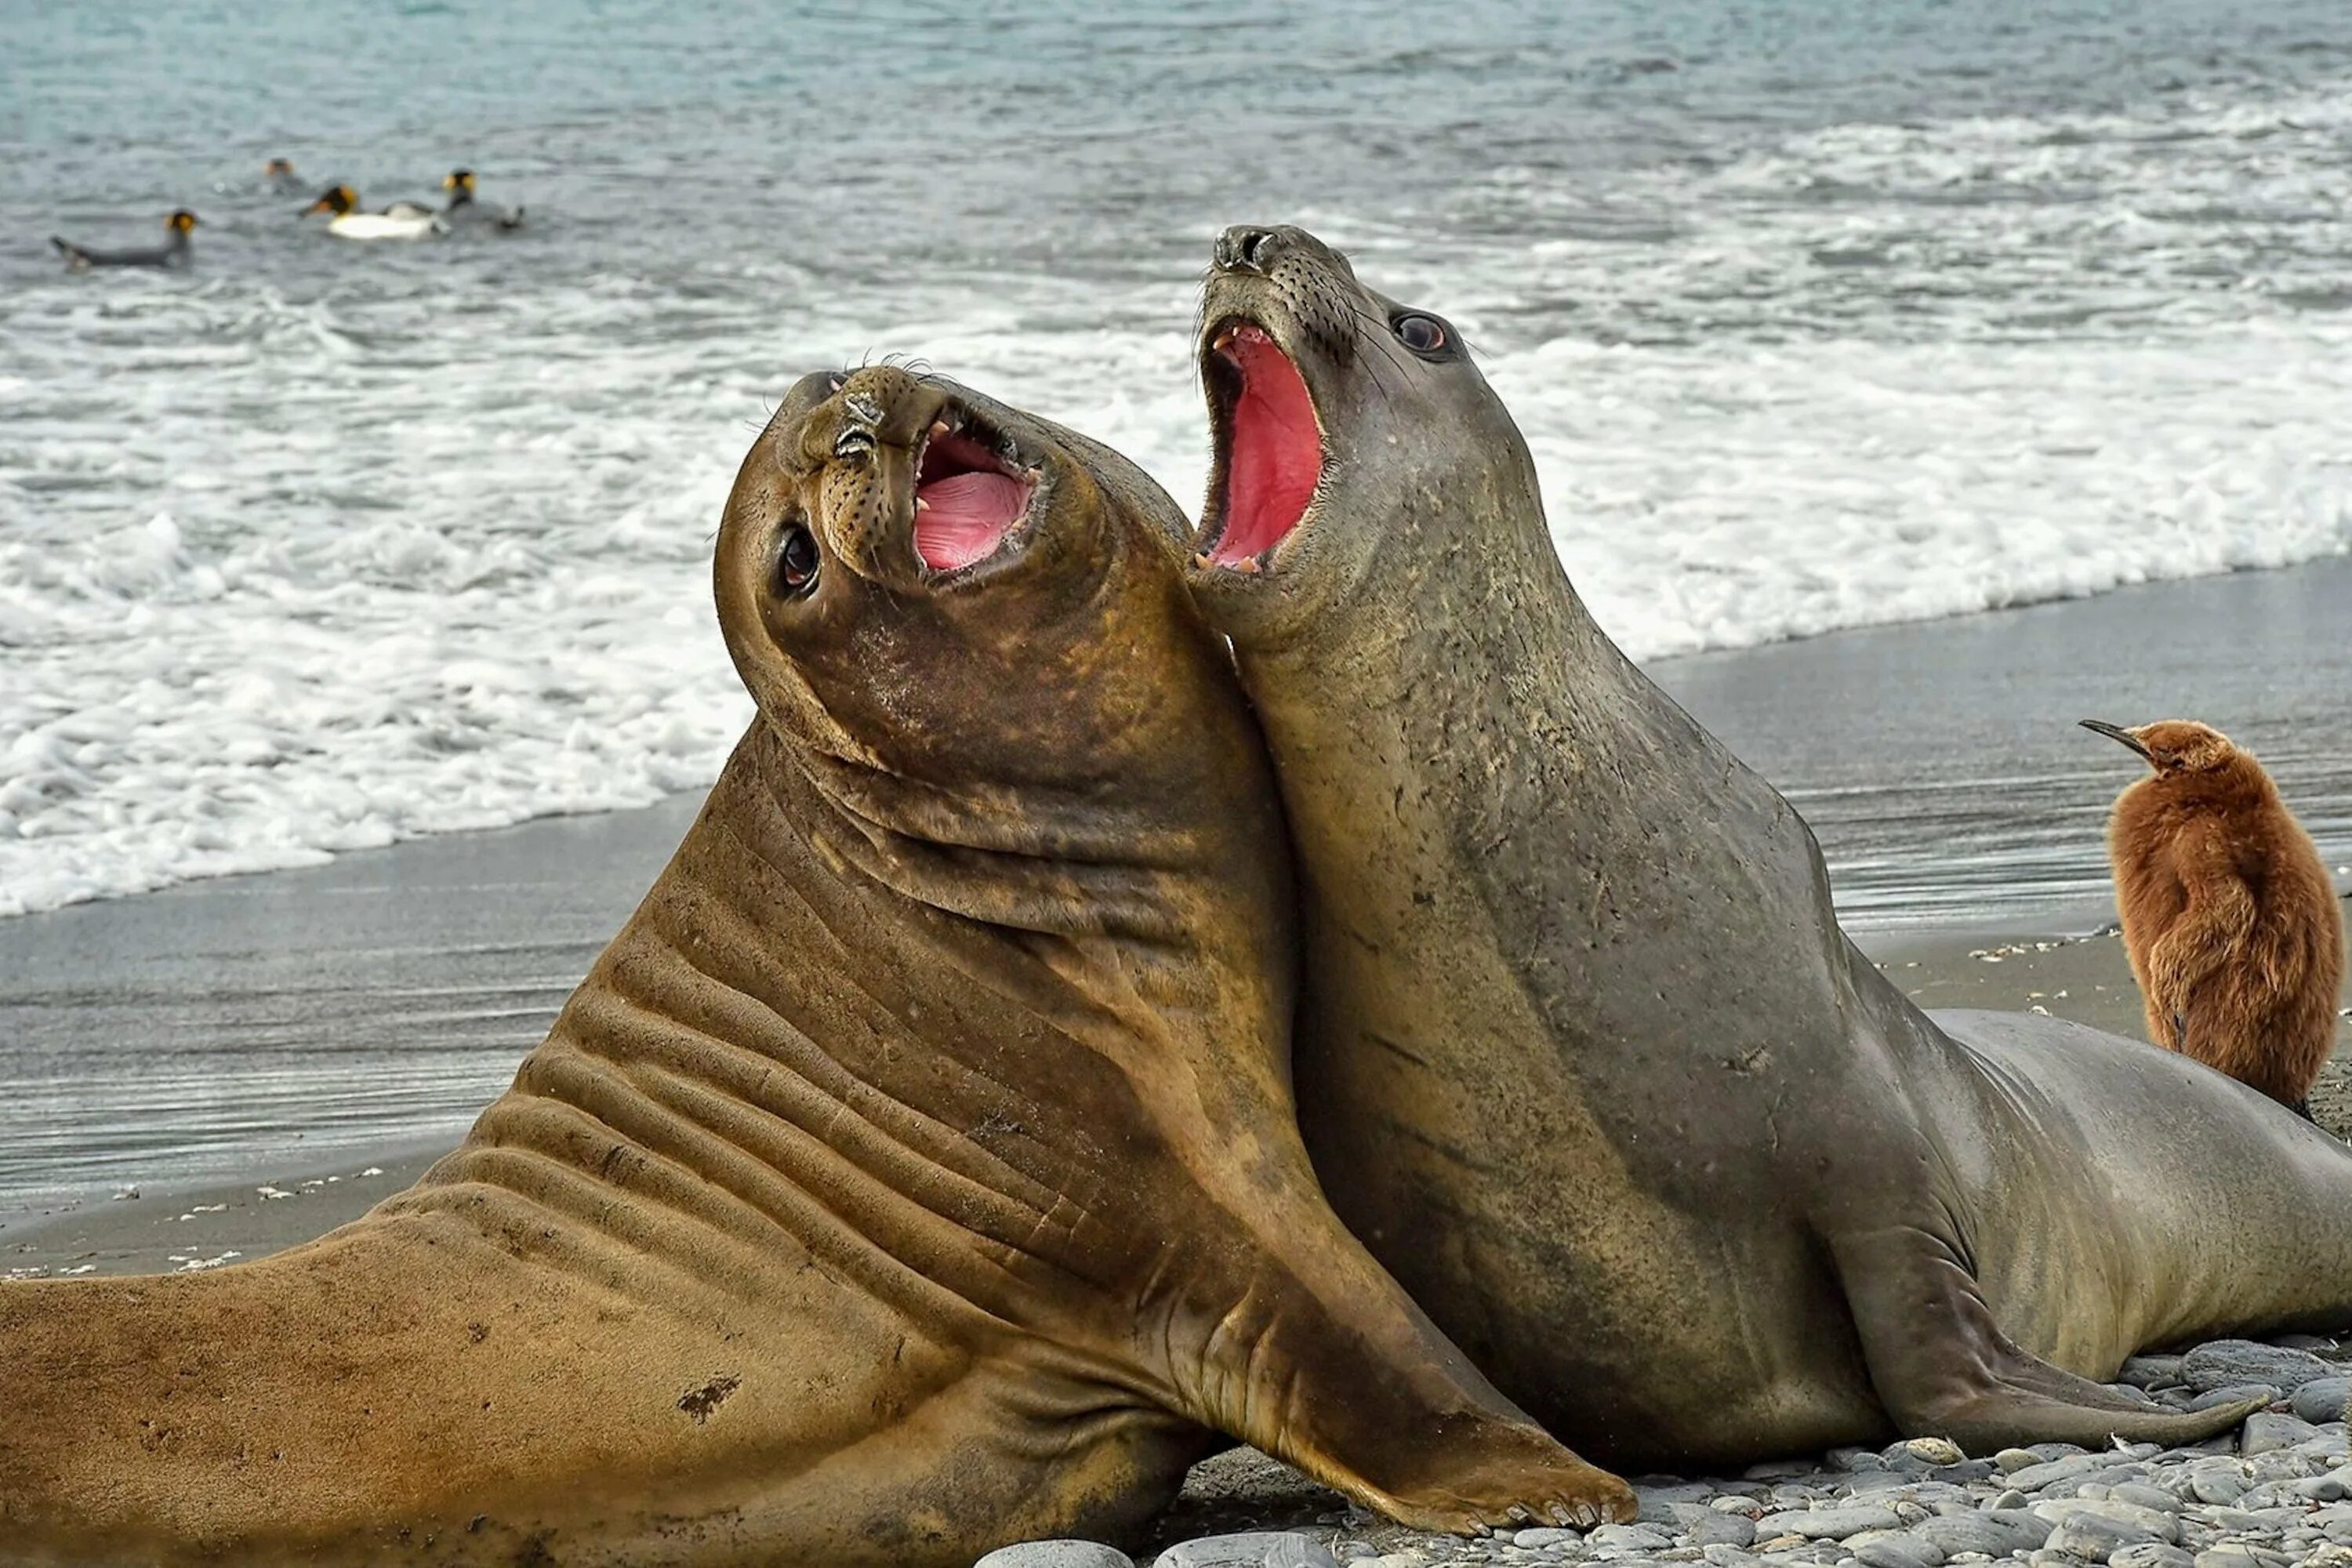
[[2082, 718, 2347, 1115]]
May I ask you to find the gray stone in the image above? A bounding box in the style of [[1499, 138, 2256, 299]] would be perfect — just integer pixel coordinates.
[[1635, 1480, 1716, 1524], [1685, 1512, 1756, 1548], [1990, 1488, 2031, 1510], [1587, 1523, 1674, 1554], [1744, 1459, 1821, 1481], [2051, 1523, 2154, 1568], [2005, 1454, 2109, 1494], [2180, 1341, 2335, 1396], [1995, 1448, 2045, 1473], [1849, 1534, 1945, 1568], [1926, 1458, 2000, 1486], [1750, 1505, 1902, 1541], [2296, 1377, 2352, 1425], [1700, 1548, 1762, 1568], [2034, 1498, 2179, 1543], [2183, 1464, 2249, 1504], [980, 1544, 1137, 1568], [2192, 1548, 2290, 1568], [2186, 1384, 2281, 1413], [2107, 1483, 2183, 1515], [2118, 1356, 2187, 1391], [2241, 1412, 2318, 1454], [1510, 1526, 1581, 1548], [2045, 1511, 2163, 1560], [1912, 1509, 2051, 1557], [1152, 1534, 1338, 1568], [2109, 1548, 2194, 1568]]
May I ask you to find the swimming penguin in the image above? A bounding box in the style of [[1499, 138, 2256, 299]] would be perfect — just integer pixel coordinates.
[[441, 169, 524, 230], [303, 185, 447, 240], [51, 211, 199, 270], [264, 158, 306, 196], [2083, 717, 2347, 1116]]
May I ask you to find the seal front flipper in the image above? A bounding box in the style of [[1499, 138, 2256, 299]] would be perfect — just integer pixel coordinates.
[[1828, 1225, 2268, 1452], [1164, 1178, 1636, 1532]]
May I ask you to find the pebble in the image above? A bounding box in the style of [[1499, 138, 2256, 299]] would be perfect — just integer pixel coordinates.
[[2180, 1341, 2335, 1396], [1685, 1512, 1757, 1548], [978, 1544, 1137, 1568], [2034, 1498, 2181, 1544], [1153, 1534, 1339, 1568], [2004, 1454, 2107, 1493], [2186, 1384, 2282, 1413], [2241, 1412, 2320, 1454], [2296, 1376, 2352, 1425], [2045, 1510, 2163, 1559], [1510, 1528, 1580, 1549], [1148, 1334, 2351, 1568], [1750, 1504, 1901, 1540], [1588, 1523, 1675, 1553], [2119, 1356, 2187, 1390], [1849, 1536, 1944, 1568], [2111, 1548, 2195, 1568]]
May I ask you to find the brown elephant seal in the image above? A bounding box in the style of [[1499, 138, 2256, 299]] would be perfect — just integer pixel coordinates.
[[1181, 223, 2352, 1469], [0, 367, 1629, 1566]]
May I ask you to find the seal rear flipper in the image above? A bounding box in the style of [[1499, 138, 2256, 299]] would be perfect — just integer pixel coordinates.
[[1829, 1225, 2267, 1453]]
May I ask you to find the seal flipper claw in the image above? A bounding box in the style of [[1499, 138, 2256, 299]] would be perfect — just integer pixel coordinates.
[[1830, 1225, 2267, 1453]]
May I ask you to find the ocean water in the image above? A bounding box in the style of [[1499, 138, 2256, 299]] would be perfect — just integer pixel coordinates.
[[5, 0, 2352, 917]]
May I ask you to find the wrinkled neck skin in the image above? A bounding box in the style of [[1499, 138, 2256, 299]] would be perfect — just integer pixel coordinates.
[[418, 653, 1294, 1349]]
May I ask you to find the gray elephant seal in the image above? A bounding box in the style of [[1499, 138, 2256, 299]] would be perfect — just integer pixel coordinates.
[[0, 367, 1630, 1566], [1183, 223, 2352, 1468]]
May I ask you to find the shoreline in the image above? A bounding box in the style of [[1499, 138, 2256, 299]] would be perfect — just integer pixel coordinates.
[[2, 555, 2348, 1225], [8, 909, 2344, 1279]]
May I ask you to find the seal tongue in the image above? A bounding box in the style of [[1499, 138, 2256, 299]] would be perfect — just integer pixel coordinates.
[[915, 432, 1030, 571], [1214, 326, 1321, 566]]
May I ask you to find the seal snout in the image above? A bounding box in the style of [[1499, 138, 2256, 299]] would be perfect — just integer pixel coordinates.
[[798, 369, 1043, 582]]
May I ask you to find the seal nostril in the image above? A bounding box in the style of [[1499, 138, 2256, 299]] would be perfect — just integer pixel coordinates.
[[1217, 225, 1282, 274]]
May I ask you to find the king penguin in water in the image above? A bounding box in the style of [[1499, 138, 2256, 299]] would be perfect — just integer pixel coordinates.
[[52, 211, 199, 270], [441, 169, 524, 230]]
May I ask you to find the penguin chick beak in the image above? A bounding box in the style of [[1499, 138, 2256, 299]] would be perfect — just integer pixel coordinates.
[[2079, 720, 2155, 763]]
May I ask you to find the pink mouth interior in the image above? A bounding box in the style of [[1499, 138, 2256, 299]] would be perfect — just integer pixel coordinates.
[[914, 430, 1033, 571], [1210, 325, 1323, 566]]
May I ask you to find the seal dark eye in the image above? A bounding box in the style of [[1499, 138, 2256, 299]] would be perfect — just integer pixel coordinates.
[[1393, 314, 1447, 354], [777, 524, 820, 597]]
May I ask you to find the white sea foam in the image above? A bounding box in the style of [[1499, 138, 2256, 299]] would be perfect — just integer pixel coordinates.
[[4, 72, 2350, 918]]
